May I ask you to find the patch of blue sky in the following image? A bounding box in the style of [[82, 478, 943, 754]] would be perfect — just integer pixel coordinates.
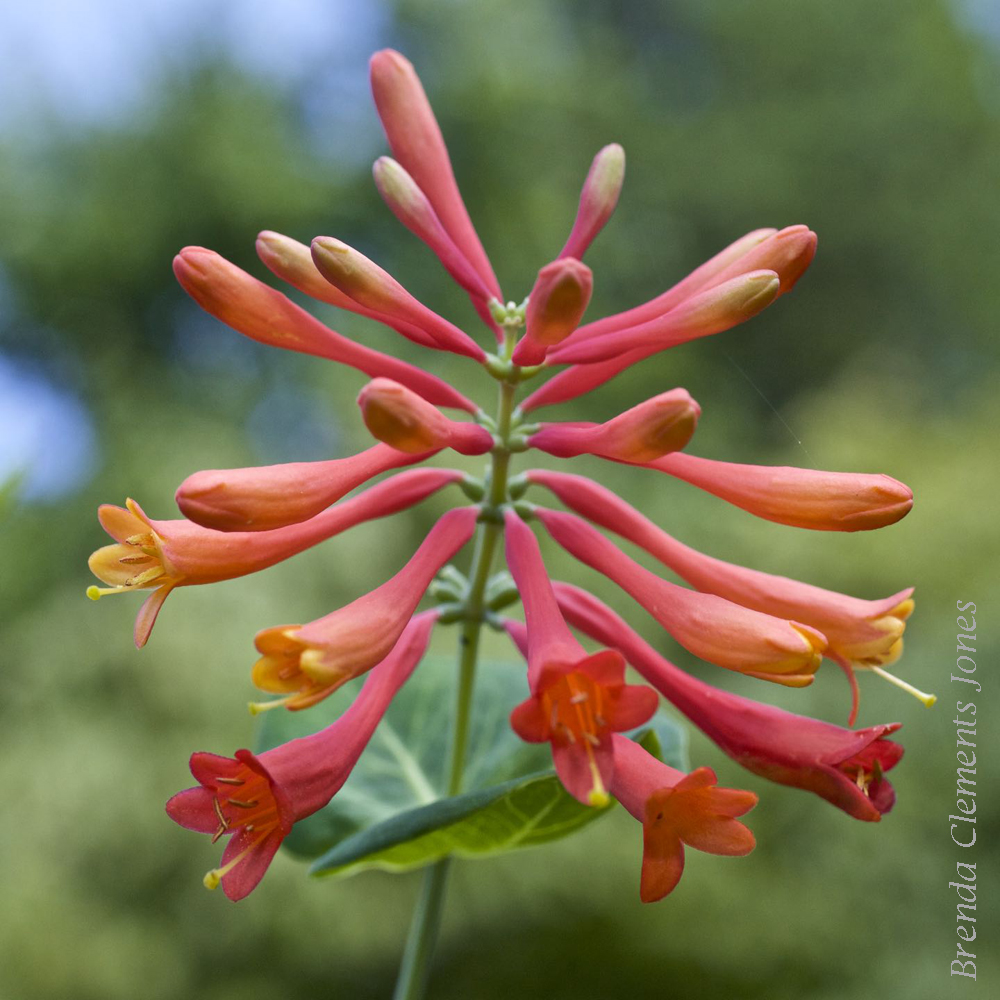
[[0, 354, 97, 501]]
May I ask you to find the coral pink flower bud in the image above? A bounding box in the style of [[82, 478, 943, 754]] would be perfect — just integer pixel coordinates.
[[173, 246, 474, 412], [358, 378, 493, 455], [503, 511, 657, 806], [166, 611, 436, 900], [253, 508, 476, 699], [550, 269, 780, 365], [521, 226, 812, 412], [568, 225, 810, 345], [310, 237, 485, 360], [559, 143, 626, 261], [708, 224, 817, 296], [86, 469, 462, 648], [557, 583, 904, 822], [609, 736, 757, 902], [372, 157, 494, 302], [511, 258, 594, 366], [528, 388, 700, 463], [534, 507, 826, 684], [651, 453, 914, 531], [530, 468, 913, 670], [369, 49, 502, 303], [176, 443, 430, 533], [255, 230, 441, 346]]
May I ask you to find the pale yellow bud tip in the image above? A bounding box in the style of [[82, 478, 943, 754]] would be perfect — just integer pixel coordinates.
[[203, 869, 222, 891]]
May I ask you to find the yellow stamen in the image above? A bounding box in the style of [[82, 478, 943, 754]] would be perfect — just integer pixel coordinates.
[[226, 798, 258, 809], [248, 696, 294, 716], [125, 566, 163, 587], [215, 776, 244, 786], [212, 798, 228, 829], [869, 665, 937, 708]]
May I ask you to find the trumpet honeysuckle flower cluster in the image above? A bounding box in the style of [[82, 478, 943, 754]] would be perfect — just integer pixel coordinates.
[[87, 49, 928, 908]]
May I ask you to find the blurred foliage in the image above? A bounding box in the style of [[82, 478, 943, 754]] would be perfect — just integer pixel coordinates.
[[1, 0, 998, 998]]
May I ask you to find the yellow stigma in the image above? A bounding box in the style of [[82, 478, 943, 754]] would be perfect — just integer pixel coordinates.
[[588, 788, 611, 808], [203, 869, 222, 890], [870, 665, 937, 708], [86, 584, 132, 600]]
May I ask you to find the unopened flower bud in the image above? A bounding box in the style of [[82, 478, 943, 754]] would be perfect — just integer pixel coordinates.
[[358, 378, 493, 456], [310, 236, 484, 359], [552, 269, 780, 365], [559, 143, 626, 261], [529, 388, 700, 463], [512, 258, 594, 366], [370, 49, 502, 302], [173, 245, 474, 411], [372, 157, 493, 301]]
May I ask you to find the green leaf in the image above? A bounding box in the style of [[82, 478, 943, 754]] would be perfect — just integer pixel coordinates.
[[256, 653, 688, 879]]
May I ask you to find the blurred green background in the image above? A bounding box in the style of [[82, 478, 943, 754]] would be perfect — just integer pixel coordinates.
[[1, 0, 997, 997]]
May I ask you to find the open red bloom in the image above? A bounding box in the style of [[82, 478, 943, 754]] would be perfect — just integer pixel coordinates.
[[503, 511, 657, 805], [557, 583, 904, 821], [166, 612, 436, 900], [610, 735, 757, 902]]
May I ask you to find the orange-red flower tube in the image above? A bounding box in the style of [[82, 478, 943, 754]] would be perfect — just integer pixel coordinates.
[[175, 443, 431, 533], [358, 378, 494, 455], [558, 143, 626, 261], [86, 469, 462, 648], [527, 388, 699, 463], [557, 583, 904, 823], [252, 507, 477, 703], [503, 511, 657, 806], [165, 611, 436, 900], [173, 246, 475, 411], [534, 506, 826, 684], [310, 236, 485, 360], [610, 736, 757, 902], [650, 452, 914, 531], [511, 258, 594, 366], [369, 49, 502, 305]]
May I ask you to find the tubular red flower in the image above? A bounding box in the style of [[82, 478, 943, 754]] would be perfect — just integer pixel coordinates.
[[86, 469, 463, 648], [549, 269, 780, 365], [609, 736, 757, 902], [253, 507, 477, 699], [511, 258, 594, 366], [650, 452, 914, 531], [372, 157, 495, 302], [527, 388, 700, 463], [166, 611, 437, 899], [557, 583, 903, 822], [310, 237, 485, 360], [358, 378, 493, 455], [369, 49, 502, 305], [521, 226, 815, 412], [175, 443, 432, 533], [528, 469, 914, 669], [534, 507, 826, 684], [569, 225, 815, 344], [173, 246, 475, 412], [255, 230, 443, 346], [559, 144, 626, 261], [503, 511, 657, 805]]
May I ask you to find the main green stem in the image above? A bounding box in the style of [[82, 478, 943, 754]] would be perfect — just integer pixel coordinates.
[[392, 357, 520, 1000]]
